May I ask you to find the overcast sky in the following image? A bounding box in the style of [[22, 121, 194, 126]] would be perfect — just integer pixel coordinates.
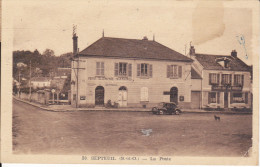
[[12, 0, 252, 65]]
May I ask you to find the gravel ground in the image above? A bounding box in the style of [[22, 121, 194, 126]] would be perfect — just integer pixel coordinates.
[[13, 99, 252, 156]]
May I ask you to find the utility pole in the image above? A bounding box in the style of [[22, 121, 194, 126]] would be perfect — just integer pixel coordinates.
[[29, 60, 32, 101], [18, 69, 21, 97]]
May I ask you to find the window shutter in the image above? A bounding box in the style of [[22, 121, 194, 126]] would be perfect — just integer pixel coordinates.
[[230, 93, 233, 104], [230, 74, 232, 85], [128, 64, 132, 77], [217, 92, 220, 104], [245, 92, 248, 104], [96, 62, 100, 75], [101, 62, 104, 75], [137, 64, 141, 77], [208, 92, 211, 104], [178, 66, 182, 78], [149, 64, 153, 77], [209, 74, 212, 85], [167, 65, 171, 78], [242, 75, 244, 86], [217, 74, 220, 85], [114, 63, 118, 76]]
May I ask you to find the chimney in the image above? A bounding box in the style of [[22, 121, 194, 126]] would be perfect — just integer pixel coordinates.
[[231, 50, 237, 57], [189, 46, 195, 57], [72, 25, 78, 55], [142, 36, 148, 40]]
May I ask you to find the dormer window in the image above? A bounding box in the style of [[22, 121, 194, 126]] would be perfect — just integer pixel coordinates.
[[216, 57, 231, 69]]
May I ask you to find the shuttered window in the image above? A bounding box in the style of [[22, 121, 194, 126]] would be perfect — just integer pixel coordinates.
[[231, 92, 248, 103], [209, 73, 220, 85], [137, 63, 153, 78], [96, 62, 104, 76], [221, 74, 232, 85], [167, 65, 182, 79], [115, 62, 132, 77], [234, 74, 244, 86], [140, 87, 149, 101]]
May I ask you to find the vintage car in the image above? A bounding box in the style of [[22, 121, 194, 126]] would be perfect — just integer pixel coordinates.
[[152, 102, 182, 115]]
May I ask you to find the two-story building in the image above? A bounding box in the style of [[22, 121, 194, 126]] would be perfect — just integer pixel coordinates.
[[71, 34, 193, 108], [190, 46, 252, 109]]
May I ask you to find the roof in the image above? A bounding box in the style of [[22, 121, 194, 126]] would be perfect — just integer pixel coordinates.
[[31, 77, 51, 82], [195, 54, 250, 71], [191, 67, 202, 79], [78, 37, 193, 62]]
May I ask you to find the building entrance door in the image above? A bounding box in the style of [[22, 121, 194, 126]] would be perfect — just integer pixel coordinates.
[[95, 86, 104, 106], [170, 87, 178, 104], [224, 92, 228, 108], [118, 86, 127, 107]]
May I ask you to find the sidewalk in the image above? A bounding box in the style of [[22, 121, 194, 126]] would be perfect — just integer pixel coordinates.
[[13, 96, 252, 114]]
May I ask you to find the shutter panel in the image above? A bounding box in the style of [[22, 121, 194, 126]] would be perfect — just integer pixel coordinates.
[[217, 92, 220, 104], [208, 92, 211, 104], [101, 62, 104, 75], [217, 74, 220, 85], [114, 63, 118, 76], [242, 75, 244, 86], [230, 74, 232, 85], [137, 64, 141, 77], [149, 64, 153, 77], [128, 64, 132, 77], [245, 92, 248, 104], [230, 92, 233, 104], [178, 66, 182, 78], [167, 65, 171, 78], [209, 74, 212, 84], [96, 62, 100, 75]]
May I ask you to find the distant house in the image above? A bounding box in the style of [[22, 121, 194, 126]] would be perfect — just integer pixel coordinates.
[[190, 46, 252, 109], [54, 67, 71, 79], [31, 77, 51, 89]]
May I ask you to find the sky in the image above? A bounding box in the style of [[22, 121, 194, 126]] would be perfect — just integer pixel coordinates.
[[12, 0, 253, 65]]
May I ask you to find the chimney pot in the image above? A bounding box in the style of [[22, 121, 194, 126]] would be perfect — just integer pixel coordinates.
[[142, 36, 148, 40], [231, 50, 237, 57]]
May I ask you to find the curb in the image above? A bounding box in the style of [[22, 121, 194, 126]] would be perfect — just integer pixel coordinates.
[[13, 97, 252, 114]]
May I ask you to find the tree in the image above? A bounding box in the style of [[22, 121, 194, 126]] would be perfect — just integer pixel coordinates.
[[42, 49, 55, 57]]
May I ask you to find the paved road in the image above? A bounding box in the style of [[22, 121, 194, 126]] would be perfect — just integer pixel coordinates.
[[13, 99, 252, 156]]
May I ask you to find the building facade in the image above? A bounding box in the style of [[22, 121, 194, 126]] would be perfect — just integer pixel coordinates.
[[71, 36, 193, 108], [190, 46, 252, 109], [31, 77, 51, 89]]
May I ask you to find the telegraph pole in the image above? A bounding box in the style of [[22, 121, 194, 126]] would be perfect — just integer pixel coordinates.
[[29, 60, 32, 101], [18, 69, 21, 97]]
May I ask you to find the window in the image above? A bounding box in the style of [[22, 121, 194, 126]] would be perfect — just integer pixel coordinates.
[[115, 63, 132, 77], [140, 87, 149, 101], [167, 65, 182, 79], [96, 62, 104, 76], [141, 63, 148, 76], [137, 64, 152, 78], [221, 74, 232, 85], [234, 75, 244, 86], [209, 73, 219, 85], [119, 63, 127, 76], [209, 92, 216, 103], [208, 92, 220, 104], [231, 92, 248, 103]]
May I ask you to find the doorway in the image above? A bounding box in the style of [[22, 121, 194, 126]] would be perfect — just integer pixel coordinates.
[[224, 92, 228, 108], [118, 86, 127, 107], [170, 87, 178, 104], [95, 86, 105, 106]]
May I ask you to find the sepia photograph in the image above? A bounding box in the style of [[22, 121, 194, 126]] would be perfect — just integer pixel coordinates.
[[1, 0, 259, 165]]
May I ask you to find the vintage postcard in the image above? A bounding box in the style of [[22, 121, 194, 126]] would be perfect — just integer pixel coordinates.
[[1, 0, 259, 165]]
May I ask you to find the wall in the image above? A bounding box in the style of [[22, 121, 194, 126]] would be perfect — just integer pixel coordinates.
[[72, 57, 192, 108]]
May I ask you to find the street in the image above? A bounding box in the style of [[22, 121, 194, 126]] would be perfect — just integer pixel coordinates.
[[13, 99, 252, 156]]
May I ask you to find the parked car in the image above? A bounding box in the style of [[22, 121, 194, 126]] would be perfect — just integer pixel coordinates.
[[152, 102, 182, 115]]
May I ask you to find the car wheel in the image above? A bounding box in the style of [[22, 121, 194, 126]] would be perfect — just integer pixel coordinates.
[[159, 110, 164, 115], [175, 110, 180, 115]]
